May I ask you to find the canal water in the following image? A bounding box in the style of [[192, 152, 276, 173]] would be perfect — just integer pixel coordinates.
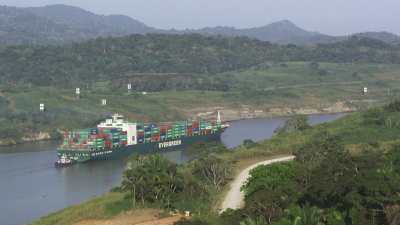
[[0, 113, 346, 225]]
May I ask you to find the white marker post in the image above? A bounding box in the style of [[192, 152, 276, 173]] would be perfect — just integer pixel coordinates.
[[127, 83, 132, 93], [363, 87, 368, 95], [101, 99, 107, 106], [76, 88, 80, 99], [39, 103, 45, 112]]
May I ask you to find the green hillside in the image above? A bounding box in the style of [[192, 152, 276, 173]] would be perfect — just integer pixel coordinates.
[[1, 61, 400, 145], [1, 34, 400, 86]]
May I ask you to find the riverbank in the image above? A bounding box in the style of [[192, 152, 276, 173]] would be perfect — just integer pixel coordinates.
[[0, 103, 355, 147], [0, 132, 57, 146], [188, 101, 356, 122]]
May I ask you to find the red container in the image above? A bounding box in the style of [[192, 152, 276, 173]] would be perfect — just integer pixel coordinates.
[[160, 123, 171, 129], [151, 136, 160, 142]]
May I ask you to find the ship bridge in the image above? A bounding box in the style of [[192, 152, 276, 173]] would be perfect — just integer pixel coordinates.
[[97, 114, 137, 145]]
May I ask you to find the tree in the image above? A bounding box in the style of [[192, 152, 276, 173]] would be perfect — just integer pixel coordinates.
[[384, 205, 400, 225], [192, 154, 232, 190], [294, 132, 345, 187], [272, 205, 345, 225], [245, 189, 288, 224], [275, 115, 310, 134], [242, 162, 298, 198], [243, 139, 257, 148], [121, 167, 142, 207], [121, 155, 184, 207], [240, 217, 267, 225], [242, 163, 300, 224]]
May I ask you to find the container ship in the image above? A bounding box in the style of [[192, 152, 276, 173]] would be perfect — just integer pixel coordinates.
[[55, 112, 229, 166]]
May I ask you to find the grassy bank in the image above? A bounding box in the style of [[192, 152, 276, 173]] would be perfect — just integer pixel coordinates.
[[29, 192, 125, 225]]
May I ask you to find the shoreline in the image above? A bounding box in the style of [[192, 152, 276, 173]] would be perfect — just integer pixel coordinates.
[[0, 110, 352, 148], [224, 110, 353, 123]]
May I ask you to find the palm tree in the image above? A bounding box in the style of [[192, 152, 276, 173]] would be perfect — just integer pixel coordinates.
[[283, 205, 323, 225], [121, 169, 138, 207], [240, 217, 267, 225]]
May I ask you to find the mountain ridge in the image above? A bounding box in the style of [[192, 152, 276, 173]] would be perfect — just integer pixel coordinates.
[[0, 4, 399, 45]]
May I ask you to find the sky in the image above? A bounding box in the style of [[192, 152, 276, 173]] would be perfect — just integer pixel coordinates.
[[2, 0, 400, 35]]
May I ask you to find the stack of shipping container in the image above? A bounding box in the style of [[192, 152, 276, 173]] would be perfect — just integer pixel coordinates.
[[62, 119, 222, 150], [62, 127, 128, 151]]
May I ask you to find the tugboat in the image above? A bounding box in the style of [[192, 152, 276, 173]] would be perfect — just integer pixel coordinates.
[[54, 154, 74, 167]]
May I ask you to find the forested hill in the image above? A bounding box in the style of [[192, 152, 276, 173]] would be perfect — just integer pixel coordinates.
[[0, 34, 399, 86], [0, 5, 155, 45], [1, 4, 400, 46], [24, 5, 154, 36], [0, 6, 77, 45]]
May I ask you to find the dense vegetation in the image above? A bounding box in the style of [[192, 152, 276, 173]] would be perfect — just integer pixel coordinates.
[[1, 34, 400, 86], [0, 5, 153, 45], [231, 136, 400, 225], [120, 142, 233, 211]]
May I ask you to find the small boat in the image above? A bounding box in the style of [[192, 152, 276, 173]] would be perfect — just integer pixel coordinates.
[[54, 155, 74, 167]]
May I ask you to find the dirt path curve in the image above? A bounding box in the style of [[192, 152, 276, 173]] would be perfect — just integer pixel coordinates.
[[219, 155, 295, 213]]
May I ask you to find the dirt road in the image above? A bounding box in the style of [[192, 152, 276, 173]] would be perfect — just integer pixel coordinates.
[[219, 155, 295, 213], [74, 209, 183, 225]]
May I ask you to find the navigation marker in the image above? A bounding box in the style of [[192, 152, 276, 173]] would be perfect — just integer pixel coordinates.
[[76, 88, 80, 99]]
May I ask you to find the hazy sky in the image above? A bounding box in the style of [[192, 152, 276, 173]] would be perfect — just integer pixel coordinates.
[[3, 0, 400, 35]]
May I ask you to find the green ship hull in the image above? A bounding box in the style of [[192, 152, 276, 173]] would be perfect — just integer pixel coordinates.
[[57, 130, 224, 163]]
